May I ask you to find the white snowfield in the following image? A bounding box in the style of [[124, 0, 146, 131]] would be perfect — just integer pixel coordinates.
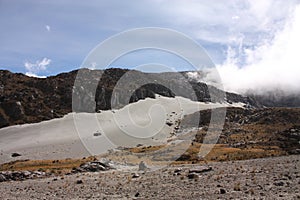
[[0, 96, 244, 164]]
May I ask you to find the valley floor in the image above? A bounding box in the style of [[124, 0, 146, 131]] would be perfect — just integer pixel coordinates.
[[0, 155, 299, 200]]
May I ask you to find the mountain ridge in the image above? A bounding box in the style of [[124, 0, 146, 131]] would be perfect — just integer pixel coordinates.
[[0, 68, 259, 128]]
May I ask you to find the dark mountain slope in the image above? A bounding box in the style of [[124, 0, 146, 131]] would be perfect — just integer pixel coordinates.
[[0, 68, 259, 128]]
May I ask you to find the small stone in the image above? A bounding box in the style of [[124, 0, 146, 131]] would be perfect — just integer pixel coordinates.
[[132, 173, 140, 178], [187, 173, 199, 179], [274, 181, 284, 186], [174, 168, 182, 173], [23, 171, 31, 177], [76, 180, 83, 184], [220, 188, 226, 194], [11, 152, 21, 157], [134, 192, 140, 197], [173, 172, 181, 176], [93, 131, 102, 136], [166, 122, 173, 126]]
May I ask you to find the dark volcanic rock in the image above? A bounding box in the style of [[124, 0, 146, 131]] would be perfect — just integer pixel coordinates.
[[11, 153, 21, 157], [0, 112, 9, 127], [1, 101, 25, 121], [220, 188, 226, 194], [187, 172, 199, 179]]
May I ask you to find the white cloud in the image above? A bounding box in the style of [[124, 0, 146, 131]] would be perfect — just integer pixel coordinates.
[[45, 25, 50, 32], [232, 16, 240, 20], [24, 57, 51, 78], [215, 4, 300, 95], [157, 0, 298, 46]]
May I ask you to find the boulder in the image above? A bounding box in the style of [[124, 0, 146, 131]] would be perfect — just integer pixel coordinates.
[[79, 161, 108, 172]]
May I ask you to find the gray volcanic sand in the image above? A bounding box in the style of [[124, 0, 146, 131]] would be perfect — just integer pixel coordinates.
[[0, 155, 299, 199], [0, 96, 239, 164]]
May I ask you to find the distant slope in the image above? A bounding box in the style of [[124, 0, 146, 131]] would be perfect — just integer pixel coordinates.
[[178, 107, 300, 161], [184, 71, 300, 108], [247, 92, 300, 107], [0, 68, 259, 128]]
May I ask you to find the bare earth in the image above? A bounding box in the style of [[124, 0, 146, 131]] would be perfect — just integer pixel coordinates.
[[0, 155, 299, 200]]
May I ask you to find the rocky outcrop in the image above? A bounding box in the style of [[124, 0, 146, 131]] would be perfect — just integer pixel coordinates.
[[0, 159, 114, 183], [73, 160, 114, 173], [0, 171, 47, 182], [180, 107, 300, 158], [2, 101, 25, 121]]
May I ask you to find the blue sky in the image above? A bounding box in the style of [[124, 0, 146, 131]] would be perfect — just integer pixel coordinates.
[[0, 0, 300, 92]]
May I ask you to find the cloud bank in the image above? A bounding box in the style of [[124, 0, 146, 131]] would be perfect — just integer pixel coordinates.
[[213, 3, 300, 95]]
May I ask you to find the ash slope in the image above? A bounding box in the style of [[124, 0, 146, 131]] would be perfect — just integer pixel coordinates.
[[0, 95, 240, 164], [0, 68, 259, 128]]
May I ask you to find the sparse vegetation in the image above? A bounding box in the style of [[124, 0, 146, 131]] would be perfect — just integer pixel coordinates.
[[0, 156, 97, 174]]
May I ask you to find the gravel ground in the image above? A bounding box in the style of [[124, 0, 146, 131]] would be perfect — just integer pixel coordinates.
[[0, 155, 299, 200]]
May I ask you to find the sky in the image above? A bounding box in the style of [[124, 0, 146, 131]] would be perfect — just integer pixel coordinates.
[[0, 0, 300, 94]]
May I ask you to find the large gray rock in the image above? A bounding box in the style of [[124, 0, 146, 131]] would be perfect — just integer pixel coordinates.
[[79, 162, 107, 172], [78, 159, 114, 172]]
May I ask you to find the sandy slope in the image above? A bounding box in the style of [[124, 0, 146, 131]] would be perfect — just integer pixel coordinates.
[[0, 96, 241, 164]]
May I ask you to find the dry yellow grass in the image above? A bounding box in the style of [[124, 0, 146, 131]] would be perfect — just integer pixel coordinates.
[[0, 142, 286, 173], [128, 144, 166, 153], [0, 156, 97, 174], [172, 141, 285, 164]]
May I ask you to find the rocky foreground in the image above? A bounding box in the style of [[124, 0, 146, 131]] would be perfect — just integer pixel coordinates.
[[0, 155, 299, 200]]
